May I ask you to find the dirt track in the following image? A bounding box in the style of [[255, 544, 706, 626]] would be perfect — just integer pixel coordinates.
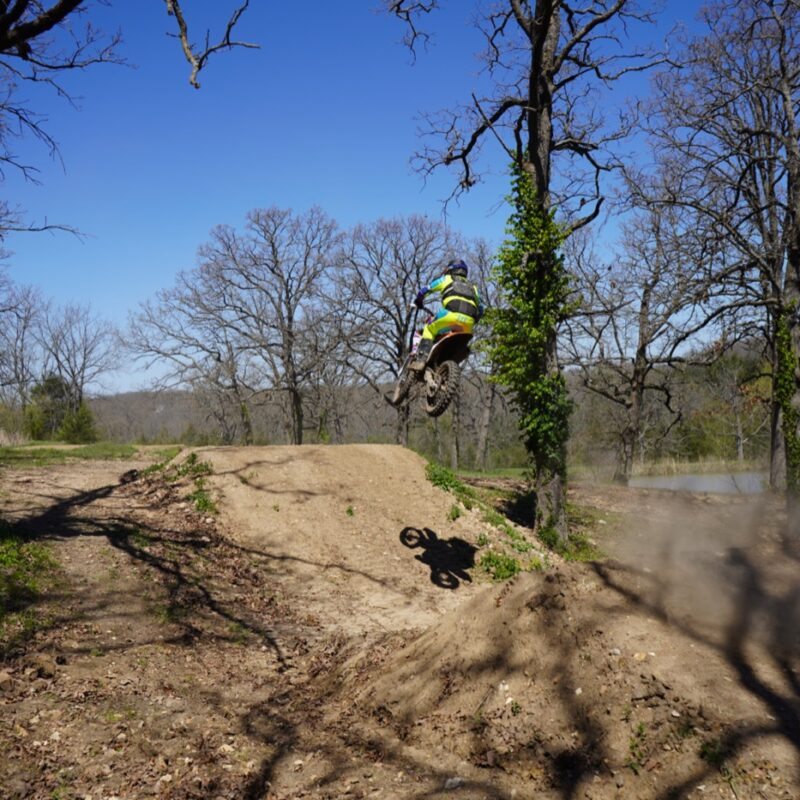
[[0, 445, 798, 799]]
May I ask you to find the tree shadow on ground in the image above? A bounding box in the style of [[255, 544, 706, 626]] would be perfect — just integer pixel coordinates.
[[0, 467, 519, 800], [399, 526, 476, 589], [591, 520, 800, 798]]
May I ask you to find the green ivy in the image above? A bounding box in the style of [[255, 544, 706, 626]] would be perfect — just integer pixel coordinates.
[[483, 167, 572, 483], [776, 310, 800, 493]]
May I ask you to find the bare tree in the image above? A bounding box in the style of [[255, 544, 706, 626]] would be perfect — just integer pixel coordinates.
[[0, 2, 256, 235], [37, 302, 117, 411], [164, 0, 258, 89], [391, 0, 665, 534], [202, 207, 341, 446], [334, 215, 460, 445], [565, 204, 736, 481], [0, 280, 43, 409], [128, 266, 263, 445], [644, 0, 800, 496], [131, 207, 341, 446]]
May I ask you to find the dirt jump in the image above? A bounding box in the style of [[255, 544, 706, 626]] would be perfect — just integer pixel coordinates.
[[1, 444, 798, 799]]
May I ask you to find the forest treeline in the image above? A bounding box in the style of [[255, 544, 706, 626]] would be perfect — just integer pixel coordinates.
[[0, 206, 772, 479], [0, 0, 797, 497]]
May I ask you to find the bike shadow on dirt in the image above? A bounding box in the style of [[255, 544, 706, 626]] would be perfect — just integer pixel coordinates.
[[399, 526, 476, 589]]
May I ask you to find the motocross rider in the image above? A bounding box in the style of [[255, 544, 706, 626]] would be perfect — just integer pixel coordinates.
[[409, 258, 484, 371]]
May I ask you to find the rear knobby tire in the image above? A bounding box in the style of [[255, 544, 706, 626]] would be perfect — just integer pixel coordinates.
[[424, 360, 460, 417]]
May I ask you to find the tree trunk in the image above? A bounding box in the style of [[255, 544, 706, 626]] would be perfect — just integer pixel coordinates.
[[239, 401, 253, 446], [450, 394, 461, 471], [395, 405, 409, 446], [475, 381, 497, 471], [614, 426, 634, 485], [534, 465, 565, 539], [289, 387, 303, 445], [770, 399, 785, 490], [734, 405, 745, 463]]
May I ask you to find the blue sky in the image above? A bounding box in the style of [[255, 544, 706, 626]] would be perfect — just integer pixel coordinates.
[[3, 1, 698, 390]]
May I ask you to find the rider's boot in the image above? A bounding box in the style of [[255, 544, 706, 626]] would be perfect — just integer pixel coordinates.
[[409, 338, 432, 372]]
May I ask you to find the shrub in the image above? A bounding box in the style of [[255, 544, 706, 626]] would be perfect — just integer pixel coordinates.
[[479, 551, 521, 581], [58, 403, 98, 444]]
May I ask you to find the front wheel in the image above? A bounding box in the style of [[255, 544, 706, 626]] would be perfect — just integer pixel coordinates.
[[424, 360, 460, 417], [390, 364, 416, 406]]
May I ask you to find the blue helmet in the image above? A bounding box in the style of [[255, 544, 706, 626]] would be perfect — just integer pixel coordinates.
[[446, 258, 469, 278]]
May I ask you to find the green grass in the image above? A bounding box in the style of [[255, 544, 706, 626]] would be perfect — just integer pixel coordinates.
[[426, 462, 536, 569], [186, 478, 217, 514], [140, 445, 183, 476], [479, 551, 521, 581], [0, 520, 58, 645], [537, 525, 602, 562], [172, 452, 213, 479], [627, 722, 647, 775], [0, 442, 136, 467], [455, 467, 528, 479]]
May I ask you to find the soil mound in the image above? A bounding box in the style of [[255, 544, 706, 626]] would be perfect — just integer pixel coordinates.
[[345, 563, 799, 798], [198, 444, 487, 634]]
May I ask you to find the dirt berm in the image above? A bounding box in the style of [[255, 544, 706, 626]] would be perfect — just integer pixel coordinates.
[[199, 444, 489, 635], [199, 444, 799, 799], [1, 444, 797, 799]]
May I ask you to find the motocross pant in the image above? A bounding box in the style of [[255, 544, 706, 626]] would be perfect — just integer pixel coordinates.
[[421, 309, 475, 342]]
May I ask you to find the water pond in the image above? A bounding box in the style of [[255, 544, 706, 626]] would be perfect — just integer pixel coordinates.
[[627, 471, 767, 494]]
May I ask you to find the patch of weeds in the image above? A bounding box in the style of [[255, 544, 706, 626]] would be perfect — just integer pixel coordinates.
[[238, 470, 259, 486], [425, 462, 478, 509], [448, 504, 462, 521], [140, 461, 168, 477], [476, 532, 490, 547], [228, 621, 249, 644], [104, 706, 136, 724], [538, 525, 559, 550], [621, 703, 632, 723], [471, 710, 487, 731], [510, 700, 521, 716], [428, 462, 536, 563], [627, 722, 647, 775], [272, 504, 280, 512], [426, 462, 463, 492], [676, 718, 695, 739], [186, 478, 217, 514], [537, 526, 602, 562], [345, 505, 355, 517], [130, 530, 153, 550], [562, 530, 602, 561], [50, 783, 75, 800], [479, 551, 521, 581], [89, 647, 104, 658], [528, 556, 544, 571], [0, 442, 135, 468], [699, 737, 738, 789], [174, 452, 213, 478], [153, 603, 187, 625], [699, 737, 730, 768], [149, 445, 182, 463], [0, 520, 57, 644]]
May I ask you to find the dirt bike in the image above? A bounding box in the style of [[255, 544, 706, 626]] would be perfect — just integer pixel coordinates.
[[389, 305, 472, 417]]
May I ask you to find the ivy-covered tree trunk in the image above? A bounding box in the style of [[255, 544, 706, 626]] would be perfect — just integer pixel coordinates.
[[486, 168, 571, 539], [777, 308, 800, 527], [779, 54, 800, 530]]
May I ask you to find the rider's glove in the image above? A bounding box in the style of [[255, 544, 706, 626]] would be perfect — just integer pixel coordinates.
[[414, 291, 425, 309]]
